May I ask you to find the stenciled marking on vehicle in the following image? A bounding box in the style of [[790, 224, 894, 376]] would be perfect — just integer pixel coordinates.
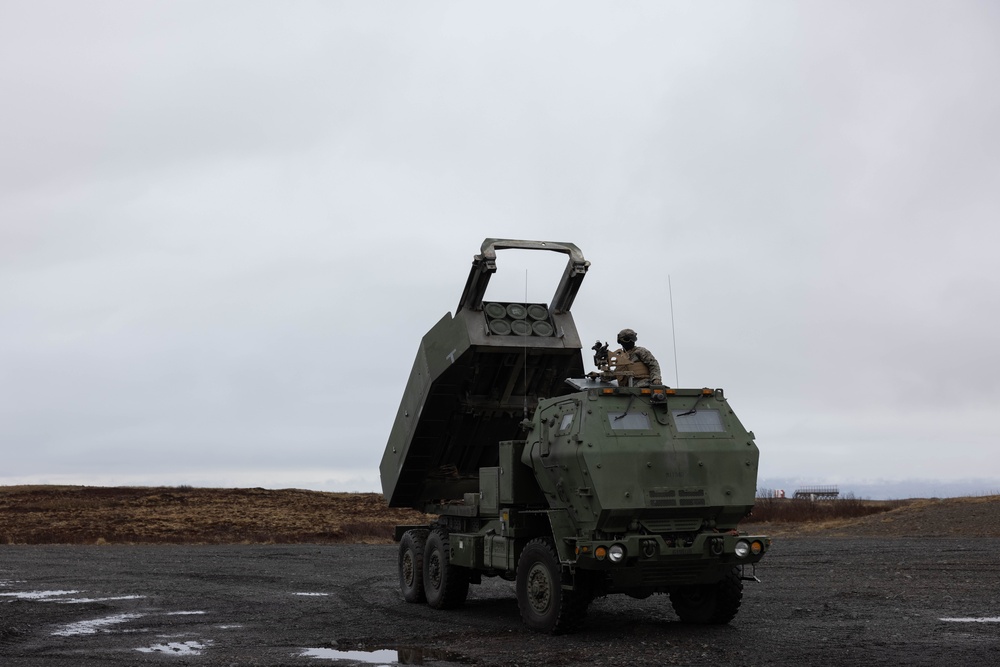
[[300, 647, 398, 664], [940, 617, 1000, 623], [137, 639, 213, 655], [52, 613, 145, 636]]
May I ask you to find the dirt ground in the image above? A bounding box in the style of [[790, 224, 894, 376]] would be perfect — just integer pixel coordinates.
[[2, 488, 999, 665], [2, 539, 998, 666]]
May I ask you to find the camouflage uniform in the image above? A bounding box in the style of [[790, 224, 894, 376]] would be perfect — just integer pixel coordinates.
[[610, 328, 662, 387]]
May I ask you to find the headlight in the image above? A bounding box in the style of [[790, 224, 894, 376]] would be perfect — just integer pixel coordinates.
[[608, 544, 626, 563], [734, 540, 750, 558]]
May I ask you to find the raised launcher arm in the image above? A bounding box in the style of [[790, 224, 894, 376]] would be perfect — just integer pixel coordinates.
[[380, 239, 589, 510]]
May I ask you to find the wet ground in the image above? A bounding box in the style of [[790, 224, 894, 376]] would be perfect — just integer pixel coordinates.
[[1, 538, 997, 666]]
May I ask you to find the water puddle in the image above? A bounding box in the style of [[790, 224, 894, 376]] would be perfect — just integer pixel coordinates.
[[48, 595, 146, 604], [52, 613, 145, 636], [300, 646, 467, 665], [138, 639, 213, 655], [0, 590, 145, 604], [302, 648, 398, 664], [1, 590, 81, 600]]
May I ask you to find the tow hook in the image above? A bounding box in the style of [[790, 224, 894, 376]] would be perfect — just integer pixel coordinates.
[[709, 537, 725, 556]]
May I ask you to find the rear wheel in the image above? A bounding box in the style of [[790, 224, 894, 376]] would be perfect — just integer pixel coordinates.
[[398, 529, 428, 603], [423, 528, 469, 609], [669, 567, 743, 624], [515, 538, 590, 634]]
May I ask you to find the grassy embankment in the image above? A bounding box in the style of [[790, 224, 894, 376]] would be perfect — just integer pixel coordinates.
[[1, 486, 932, 545], [744, 495, 907, 524]]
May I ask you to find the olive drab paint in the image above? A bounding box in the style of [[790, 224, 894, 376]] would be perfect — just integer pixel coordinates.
[[381, 239, 770, 634]]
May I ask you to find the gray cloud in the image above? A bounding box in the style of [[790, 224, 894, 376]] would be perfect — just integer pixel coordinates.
[[2, 1, 998, 493]]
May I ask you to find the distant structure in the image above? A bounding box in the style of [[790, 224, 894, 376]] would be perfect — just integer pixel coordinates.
[[793, 485, 840, 501]]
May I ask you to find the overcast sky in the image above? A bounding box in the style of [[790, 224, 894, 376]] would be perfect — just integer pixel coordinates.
[[2, 2, 998, 497]]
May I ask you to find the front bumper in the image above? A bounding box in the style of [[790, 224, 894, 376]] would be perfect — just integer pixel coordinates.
[[572, 532, 769, 586]]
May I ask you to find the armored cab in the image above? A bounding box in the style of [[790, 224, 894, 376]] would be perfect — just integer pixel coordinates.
[[382, 239, 769, 634]]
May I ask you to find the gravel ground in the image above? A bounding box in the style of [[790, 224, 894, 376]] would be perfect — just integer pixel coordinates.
[[1, 537, 998, 666]]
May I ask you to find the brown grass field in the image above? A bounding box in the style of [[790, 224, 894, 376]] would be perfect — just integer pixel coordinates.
[[1, 486, 998, 544], [0, 486, 433, 545]]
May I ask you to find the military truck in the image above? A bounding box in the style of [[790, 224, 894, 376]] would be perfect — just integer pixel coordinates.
[[380, 239, 769, 634]]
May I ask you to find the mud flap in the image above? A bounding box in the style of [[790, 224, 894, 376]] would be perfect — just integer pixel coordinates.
[[543, 510, 577, 564]]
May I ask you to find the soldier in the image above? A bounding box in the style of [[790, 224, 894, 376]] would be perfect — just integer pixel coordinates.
[[609, 328, 662, 387]]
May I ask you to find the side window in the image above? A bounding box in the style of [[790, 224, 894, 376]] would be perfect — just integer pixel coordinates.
[[672, 409, 725, 433], [559, 413, 574, 432]]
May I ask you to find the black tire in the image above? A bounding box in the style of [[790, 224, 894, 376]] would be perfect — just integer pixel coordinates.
[[423, 527, 469, 609], [515, 538, 590, 634], [398, 529, 428, 603], [669, 566, 743, 624]]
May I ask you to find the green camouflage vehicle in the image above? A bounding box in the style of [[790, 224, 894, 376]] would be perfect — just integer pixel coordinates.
[[380, 239, 769, 634]]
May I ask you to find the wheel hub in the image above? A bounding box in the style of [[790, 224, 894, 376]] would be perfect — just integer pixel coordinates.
[[402, 552, 415, 586], [428, 553, 442, 587], [526, 564, 552, 614]]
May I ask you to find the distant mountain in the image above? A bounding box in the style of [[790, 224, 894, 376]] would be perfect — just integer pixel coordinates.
[[757, 477, 1000, 500]]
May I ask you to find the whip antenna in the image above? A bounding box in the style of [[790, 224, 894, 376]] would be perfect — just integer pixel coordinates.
[[668, 274, 679, 387]]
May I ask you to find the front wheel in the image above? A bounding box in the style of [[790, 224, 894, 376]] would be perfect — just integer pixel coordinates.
[[398, 529, 428, 603], [515, 538, 590, 634], [669, 567, 743, 624], [423, 528, 469, 609]]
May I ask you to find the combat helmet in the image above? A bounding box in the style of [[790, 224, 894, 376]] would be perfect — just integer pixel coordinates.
[[617, 328, 638, 345]]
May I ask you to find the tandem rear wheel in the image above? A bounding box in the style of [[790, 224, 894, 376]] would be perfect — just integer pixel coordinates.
[[422, 527, 470, 609], [398, 529, 428, 603], [399, 527, 471, 608]]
